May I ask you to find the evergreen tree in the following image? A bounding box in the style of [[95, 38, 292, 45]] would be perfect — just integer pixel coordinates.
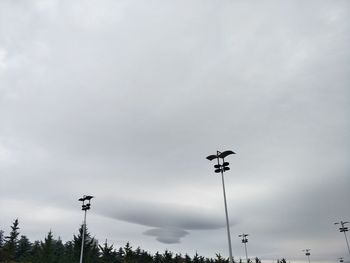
[[30, 240, 42, 263], [115, 247, 124, 263], [174, 254, 182, 263], [3, 218, 20, 262], [16, 235, 32, 262], [99, 239, 117, 263], [40, 230, 55, 263], [63, 241, 75, 263], [163, 249, 173, 263], [0, 230, 4, 262], [134, 246, 142, 259], [193, 252, 200, 263], [214, 254, 228, 263], [139, 250, 153, 263], [153, 251, 162, 263], [72, 225, 100, 263], [198, 255, 205, 263], [185, 254, 192, 263], [0, 230, 4, 248], [123, 242, 134, 263], [53, 238, 65, 263]]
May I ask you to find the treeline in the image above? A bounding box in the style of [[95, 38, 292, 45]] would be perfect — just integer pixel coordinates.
[[0, 219, 287, 263]]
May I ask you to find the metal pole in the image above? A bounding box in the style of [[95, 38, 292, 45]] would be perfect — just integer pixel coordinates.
[[79, 209, 87, 263], [307, 254, 310, 263], [244, 241, 248, 263], [220, 168, 234, 263], [342, 228, 350, 255], [336, 221, 350, 256]]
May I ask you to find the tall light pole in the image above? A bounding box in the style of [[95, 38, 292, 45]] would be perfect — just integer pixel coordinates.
[[334, 221, 350, 256], [207, 150, 235, 263], [338, 257, 344, 263], [302, 249, 311, 263], [78, 195, 94, 263], [239, 233, 249, 263]]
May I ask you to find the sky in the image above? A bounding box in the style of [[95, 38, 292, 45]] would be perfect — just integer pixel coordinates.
[[0, 0, 349, 262]]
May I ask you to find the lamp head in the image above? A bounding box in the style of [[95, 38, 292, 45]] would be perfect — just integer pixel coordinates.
[[206, 154, 218, 161], [84, 195, 94, 201], [218, 150, 235, 159]]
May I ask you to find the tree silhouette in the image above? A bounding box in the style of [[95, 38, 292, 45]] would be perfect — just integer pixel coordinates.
[[3, 218, 20, 262], [16, 235, 31, 262], [0, 218, 277, 263]]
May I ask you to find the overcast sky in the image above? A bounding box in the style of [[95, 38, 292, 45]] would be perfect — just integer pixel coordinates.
[[0, 0, 349, 262]]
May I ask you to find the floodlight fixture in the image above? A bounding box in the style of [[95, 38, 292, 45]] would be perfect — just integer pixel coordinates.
[[85, 195, 94, 201], [219, 150, 235, 159], [206, 154, 218, 161]]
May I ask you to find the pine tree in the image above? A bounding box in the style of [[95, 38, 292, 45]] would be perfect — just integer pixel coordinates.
[[215, 254, 228, 263], [40, 230, 56, 263], [63, 241, 75, 263], [153, 251, 162, 263], [3, 218, 20, 262], [134, 247, 142, 259], [193, 252, 200, 263], [0, 230, 4, 262], [0, 230, 4, 248], [139, 250, 153, 263], [174, 253, 182, 263], [115, 247, 124, 263], [99, 239, 117, 263], [53, 238, 65, 263], [73, 224, 100, 263], [30, 240, 42, 263], [163, 249, 173, 263], [123, 242, 134, 263], [185, 254, 192, 263], [16, 235, 32, 262]]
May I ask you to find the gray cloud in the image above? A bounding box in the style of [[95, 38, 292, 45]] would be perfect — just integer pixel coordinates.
[[0, 0, 349, 261], [144, 228, 189, 244], [95, 199, 231, 243], [101, 201, 227, 230]]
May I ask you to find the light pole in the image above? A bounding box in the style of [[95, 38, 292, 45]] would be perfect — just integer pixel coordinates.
[[207, 150, 235, 263], [338, 257, 344, 263], [78, 195, 94, 263], [334, 221, 350, 256], [302, 249, 311, 263], [239, 233, 249, 263]]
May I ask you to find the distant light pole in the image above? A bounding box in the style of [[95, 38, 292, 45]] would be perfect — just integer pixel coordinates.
[[302, 249, 311, 263], [206, 150, 235, 263], [78, 195, 94, 263], [338, 257, 344, 263], [239, 233, 249, 263], [334, 221, 350, 256]]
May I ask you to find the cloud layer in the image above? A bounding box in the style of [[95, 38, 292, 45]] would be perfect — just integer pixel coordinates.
[[144, 228, 189, 244], [0, 0, 349, 261], [96, 199, 229, 243]]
